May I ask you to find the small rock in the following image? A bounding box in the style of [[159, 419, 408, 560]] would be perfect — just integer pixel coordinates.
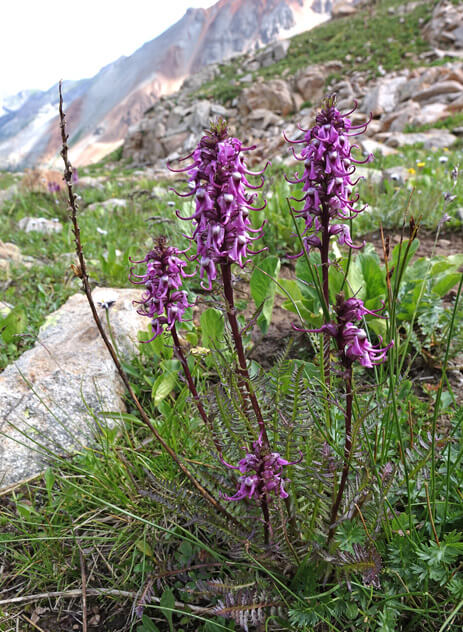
[[0, 241, 22, 270], [355, 166, 383, 186], [0, 240, 37, 270], [151, 186, 166, 198], [245, 62, 260, 72], [162, 132, 189, 156], [414, 81, 463, 103], [87, 198, 128, 212], [361, 76, 407, 117], [332, 1, 357, 18], [0, 185, 19, 207], [385, 130, 457, 150], [296, 66, 325, 103], [18, 217, 62, 234], [383, 166, 411, 185], [210, 104, 228, 117], [76, 176, 106, 192], [359, 138, 398, 157], [272, 40, 290, 62], [238, 79, 295, 116], [246, 108, 283, 130], [240, 73, 253, 83]]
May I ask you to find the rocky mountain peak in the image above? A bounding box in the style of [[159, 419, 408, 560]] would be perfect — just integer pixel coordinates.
[[0, 0, 342, 170]]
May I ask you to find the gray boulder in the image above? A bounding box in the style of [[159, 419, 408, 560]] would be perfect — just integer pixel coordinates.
[[385, 129, 457, 149], [362, 76, 407, 116], [18, 217, 62, 234], [87, 198, 128, 212], [0, 287, 146, 489]]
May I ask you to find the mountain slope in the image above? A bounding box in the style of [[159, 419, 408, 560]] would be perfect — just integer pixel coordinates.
[[0, 0, 334, 170]]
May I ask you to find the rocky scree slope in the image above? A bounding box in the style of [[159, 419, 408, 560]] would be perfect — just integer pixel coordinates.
[[123, 0, 463, 169]]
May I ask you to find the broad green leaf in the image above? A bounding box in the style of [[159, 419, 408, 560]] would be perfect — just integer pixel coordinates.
[[346, 256, 366, 301], [432, 272, 461, 298], [136, 540, 154, 557], [405, 257, 430, 281], [200, 307, 224, 348], [293, 359, 319, 381], [281, 298, 314, 323], [431, 260, 456, 275], [328, 265, 346, 304], [250, 255, 281, 333], [138, 329, 171, 359], [295, 257, 324, 316], [391, 238, 420, 277], [44, 468, 55, 502], [276, 278, 302, 301], [447, 254, 463, 267], [0, 307, 27, 344], [358, 251, 386, 305], [152, 360, 179, 406], [366, 316, 387, 339], [160, 587, 175, 632], [137, 616, 161, 632]]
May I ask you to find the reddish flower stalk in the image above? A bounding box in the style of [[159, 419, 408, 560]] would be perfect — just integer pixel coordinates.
[[301, 294, 393, 542], [130, 237, 224, 453], [171, 121, 283, 542]]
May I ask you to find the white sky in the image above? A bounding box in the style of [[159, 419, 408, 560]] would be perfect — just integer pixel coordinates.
[[1, 0, 217, 99]]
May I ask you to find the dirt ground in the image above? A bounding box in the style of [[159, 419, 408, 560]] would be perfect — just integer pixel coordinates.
[[366, 227, 463, 260]]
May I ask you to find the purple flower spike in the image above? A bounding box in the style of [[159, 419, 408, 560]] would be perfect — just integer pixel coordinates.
[[130, 236, 192, 341], [285, 95, 372, 255], [297, 295, 393, 369], [170, 119, 267, 289], [222, 435, 300, 503]]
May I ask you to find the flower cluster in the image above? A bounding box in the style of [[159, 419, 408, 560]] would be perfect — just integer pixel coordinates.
[[309, 296, 393, 369], [130, 237, 191, 340], [222, 436, 299, 502], [170, 120, 266, 289], [285, 95, 372, 254], [47, 181, 61, 193]]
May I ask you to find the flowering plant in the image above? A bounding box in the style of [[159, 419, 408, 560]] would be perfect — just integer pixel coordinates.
[[128, 106, 394, 559]]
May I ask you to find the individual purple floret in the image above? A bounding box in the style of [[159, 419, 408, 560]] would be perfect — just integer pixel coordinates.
[[221, 435, 300, 502], [341, 322, 392, 368], [130, 236, 192, 341], [169, 119, 267, 290], [336, 296, 387, 323], [285, 95, 372, 255]]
